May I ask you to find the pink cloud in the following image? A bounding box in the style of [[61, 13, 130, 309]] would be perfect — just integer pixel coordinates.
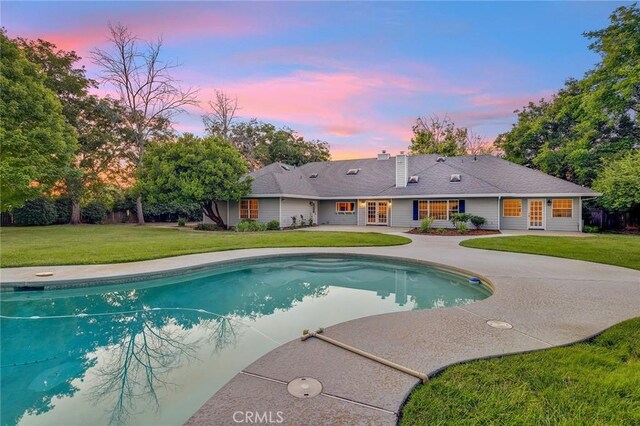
[[14, 4, 289, 55]]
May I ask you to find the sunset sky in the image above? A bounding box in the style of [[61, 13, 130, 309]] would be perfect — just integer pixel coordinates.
[[3, 1, 629, 159]]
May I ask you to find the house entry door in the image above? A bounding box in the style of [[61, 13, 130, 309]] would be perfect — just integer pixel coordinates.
[[528, 199, 545, 229], [366, 201, 389, 225]]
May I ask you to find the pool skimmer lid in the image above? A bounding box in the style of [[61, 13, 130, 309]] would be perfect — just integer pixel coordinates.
[[35, 272, 54, 277], [487, 320, 513, 329], [287, 377, 322, 398]]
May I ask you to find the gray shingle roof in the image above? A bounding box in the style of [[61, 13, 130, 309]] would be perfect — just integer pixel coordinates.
[[247, 155, 598, 198]]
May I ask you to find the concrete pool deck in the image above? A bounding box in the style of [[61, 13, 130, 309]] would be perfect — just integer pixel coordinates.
[[1, 231, 639, 425]]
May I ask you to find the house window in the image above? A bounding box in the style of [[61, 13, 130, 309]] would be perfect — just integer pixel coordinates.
[[336, 202, 355, 214], [240, 199, 259, 219], [417, 200, 459, 220], [418, 200, 429, 220], [428, 201, 448, 220], [503, 199, 522, 217], [552, 199, 573, 218], [449, 200, 459, 216]]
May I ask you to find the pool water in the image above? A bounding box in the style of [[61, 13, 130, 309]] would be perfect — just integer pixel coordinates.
[[0, 255, 491, 425]]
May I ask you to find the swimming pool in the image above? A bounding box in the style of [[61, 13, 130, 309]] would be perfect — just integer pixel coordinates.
[[0, 255, 491, 425]]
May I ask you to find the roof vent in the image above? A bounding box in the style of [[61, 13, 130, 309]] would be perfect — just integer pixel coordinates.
[[408, 175, 419, 184], [450, 174, 461, 182], [281, 165, 291, 171], [309, 173, 318, 178], [377, 150, 390, 160], [436, 156, 446, 163], [346, 168, 360, 175]]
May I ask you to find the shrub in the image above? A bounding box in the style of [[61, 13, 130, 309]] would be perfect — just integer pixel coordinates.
[[54, 197, 72, 224], [81, 201, 108, 224], [456, 222, 468, 234], [450, 213, 472, 227], [236, 219, 267, 232], [266, 220, 280, 230], [291, 216, 297, 227], [13, 197, 57, 226], [195, 223, 221, 231], [469, 215, 486, 230], [177, 217, 186, 227], [436, 228, 446, 234], [308, 218, 314, 226], [584, 225, 600, 233], [419, 217, 434, 233]]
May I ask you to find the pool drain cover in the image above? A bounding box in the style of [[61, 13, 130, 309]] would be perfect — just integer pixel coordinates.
[[487, 320, 513, 329], [287, 377, 322, 398]]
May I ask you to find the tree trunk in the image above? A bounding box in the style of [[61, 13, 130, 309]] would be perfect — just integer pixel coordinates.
[[70, 199, 81, 225], [202, 201, 226, 228], [136, 195, 145, 225]]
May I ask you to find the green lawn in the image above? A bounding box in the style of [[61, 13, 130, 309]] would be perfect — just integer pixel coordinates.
[[400, 317, 640, 425], [0, 225, 410, 267], [460, 234, 640, 270]]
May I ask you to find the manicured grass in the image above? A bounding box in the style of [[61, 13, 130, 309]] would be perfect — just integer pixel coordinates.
[[460, 234, 640, 270], [0, 225, 410, 267], [400, 317, 640, 425]]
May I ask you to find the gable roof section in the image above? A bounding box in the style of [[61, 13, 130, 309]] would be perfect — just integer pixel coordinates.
[[245, 155, 598, 198]]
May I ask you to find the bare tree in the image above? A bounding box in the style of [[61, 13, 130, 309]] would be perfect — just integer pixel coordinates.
[[202, 89, 238, 139], [91, 23, 199, 224], [466, 130, 497, 155]]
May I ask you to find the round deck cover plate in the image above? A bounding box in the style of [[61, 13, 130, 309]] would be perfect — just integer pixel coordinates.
[[487, 320, 513, 329], [35, 272, 54, 277], [287, 377, 322, 398]]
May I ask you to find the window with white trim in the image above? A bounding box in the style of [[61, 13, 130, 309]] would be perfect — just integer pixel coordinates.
[[428, 201, 448, 220], [503, 199, 522, 217], [418, 200, 460, 220], [552, 199, 573, 218], [240, 199, 259, 219], [336, 202, 355, 214], [418, 201, 429, 220]]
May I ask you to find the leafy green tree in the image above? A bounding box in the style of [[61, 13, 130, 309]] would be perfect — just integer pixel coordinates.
[[137, 134, 252, 227], [16, 36, 131, 223], [255, 127, 330, 167], [496, 4, 639, 187], [409, 115, 467, 156], [0, 31, 76, 211], [593, 151, 640, 211]]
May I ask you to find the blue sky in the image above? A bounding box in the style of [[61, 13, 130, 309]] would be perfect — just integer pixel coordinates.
[[3, 1, 630, 158]]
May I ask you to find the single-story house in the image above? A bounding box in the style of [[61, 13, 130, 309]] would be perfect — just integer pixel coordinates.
[[205, 152, 599, 231]]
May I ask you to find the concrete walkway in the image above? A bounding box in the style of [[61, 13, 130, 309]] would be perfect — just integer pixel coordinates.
[[2, 232, 639, 425]]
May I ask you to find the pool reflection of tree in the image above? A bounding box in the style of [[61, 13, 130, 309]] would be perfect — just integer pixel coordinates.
[[0, 261, 485, 425], [0, 271, 331, 425]]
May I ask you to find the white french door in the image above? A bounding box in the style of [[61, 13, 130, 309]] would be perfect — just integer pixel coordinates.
[[528, 199, 545, 229], [366, 201, 389, 225]]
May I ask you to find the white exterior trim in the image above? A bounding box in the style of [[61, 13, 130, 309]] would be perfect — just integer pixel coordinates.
[[527, 198, 546, 230], [578, 197, 583, 232], [247, 192, 600, 200]]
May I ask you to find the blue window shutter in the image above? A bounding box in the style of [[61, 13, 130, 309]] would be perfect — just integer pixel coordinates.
[[459, 199, 466, 213], [413, 200, 419, 220]]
